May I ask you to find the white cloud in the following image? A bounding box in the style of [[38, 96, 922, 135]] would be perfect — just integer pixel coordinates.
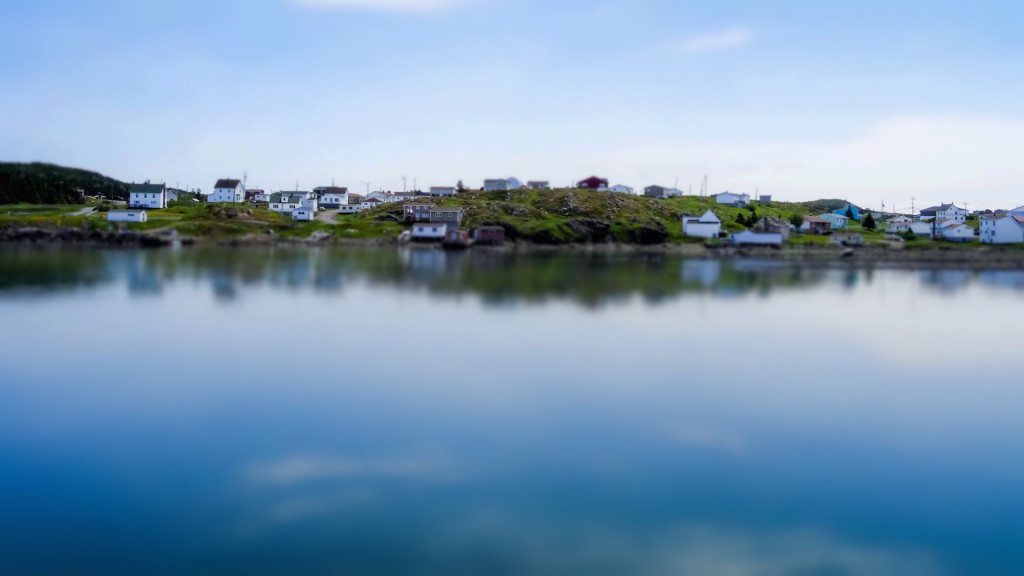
[[290, 0, 477, 12], [670, 26, 754, 54]]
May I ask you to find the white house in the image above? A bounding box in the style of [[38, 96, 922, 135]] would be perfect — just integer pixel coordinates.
[[209, 179, 245, 203], [886, 219, 913, 235], [609, 184, 634, 194], [526, 181, 550, 189], [732, 230, 783, 247], [108, 210, 148, 223], [817, 213, 850, 230], [936, 220, 975, 242], [128, 182, 167, 209], [292, 206, 316, 221], [319, 191, 349, 208], [429, 186, 457, 197], [269, 191, 316, 215], [338, 204, 362, 214], [1010, 205, 1024, 218], [361, 198, 384, 210], [715, 192, 751, 207], [411, 222, 447, 241], [909, 221, 935, 237], [682, 210, 722, 239], [980, 215, 1024, 244], [920, 203, 968, 223]]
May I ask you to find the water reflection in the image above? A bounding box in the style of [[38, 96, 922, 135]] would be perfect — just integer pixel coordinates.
[[2, 246, 1024, 575], [4, 246, 1024, 305]]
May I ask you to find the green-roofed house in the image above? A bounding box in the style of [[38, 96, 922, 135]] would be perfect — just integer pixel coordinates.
[[269, 191, 318, 217], [129, 182, 167, 209]]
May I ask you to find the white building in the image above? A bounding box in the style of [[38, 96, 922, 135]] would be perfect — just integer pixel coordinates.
[[411, 222, 447, 241], [338, 205, 362, 214], [361, 198, 384, 210], [292, 206, 316, 221], [886, 219, 913, 235], [269, 191, 316, 215], [209, 179, 245, 203], [108, 210, 148, 223], [1010, 205, 1024, 218], [681, 210, 722, 239], [980, 215, 1024, 244], [936, 220, 975, 242], [920, 203, 968, 223], [909, 221, 935, 237], [319, 191, 349, 208], [714, 192, 751, 207], [128, 182, 167, 209], [609, 184, 634, 194], [526, 181, 550, 189], [429, 186, 456, 197], [732, 230, 782, 247]]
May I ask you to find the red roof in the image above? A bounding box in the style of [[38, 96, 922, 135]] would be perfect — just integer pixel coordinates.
[[577, 176, 609, 189]]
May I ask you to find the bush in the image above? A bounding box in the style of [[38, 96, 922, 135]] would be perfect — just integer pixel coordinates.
[[96, 203, 111, 213]]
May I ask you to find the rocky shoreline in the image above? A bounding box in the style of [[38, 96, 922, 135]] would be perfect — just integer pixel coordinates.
[[0, 225, 174, 247], [4, 223, 1024, 269]]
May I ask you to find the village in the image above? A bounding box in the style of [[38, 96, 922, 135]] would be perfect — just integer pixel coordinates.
[[107, 175, 1024, 248]]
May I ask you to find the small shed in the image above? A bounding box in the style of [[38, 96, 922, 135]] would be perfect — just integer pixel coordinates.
[[473, 226, 506, 245], [801, 216, 832, 235], [108, 210, 148, 223], [732, 230, 783, 247], [411, 222, 447, 241], [292, 206, 316, 221]]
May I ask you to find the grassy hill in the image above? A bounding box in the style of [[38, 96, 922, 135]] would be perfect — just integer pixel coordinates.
[[362, 189, 832, 244], [0, 162, 128, 205]]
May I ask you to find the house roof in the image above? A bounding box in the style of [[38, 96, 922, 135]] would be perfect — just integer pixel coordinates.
[[269, 192, 312, 202], [129, 182, 166, 194], [316, 187, 348, 195], [214, 179, 241, 189], [430, 207, 465, 214], [920, 203, 964, 214], [804, 216, 830, 223]]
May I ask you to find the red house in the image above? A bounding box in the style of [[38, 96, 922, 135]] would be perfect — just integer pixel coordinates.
[[576, 176, 609, 190]]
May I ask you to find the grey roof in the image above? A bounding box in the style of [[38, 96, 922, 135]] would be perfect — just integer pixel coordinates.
[[270, 192, 311, 203], [129, 183, 166, 194], [214, 179, 241, 189]]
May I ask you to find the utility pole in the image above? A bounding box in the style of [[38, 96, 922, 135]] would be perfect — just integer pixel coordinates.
[[402, 176, 407, 193]]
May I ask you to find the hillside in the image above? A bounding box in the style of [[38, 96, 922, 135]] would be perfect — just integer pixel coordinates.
[[364, 189, 830, 244], [0, 162, 128, 205]]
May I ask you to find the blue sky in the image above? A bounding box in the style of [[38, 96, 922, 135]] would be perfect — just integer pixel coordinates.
[[1, 0, 1022, 209]]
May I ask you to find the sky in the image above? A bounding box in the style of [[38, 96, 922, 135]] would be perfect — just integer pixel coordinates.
[[1, 0, 1022, 210]]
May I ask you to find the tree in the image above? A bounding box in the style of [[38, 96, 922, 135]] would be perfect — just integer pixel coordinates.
[[863, 213, 877, 230], [789, 214, 804, 230], [736, 214, 747, 227], [456, 180, 466, 194]]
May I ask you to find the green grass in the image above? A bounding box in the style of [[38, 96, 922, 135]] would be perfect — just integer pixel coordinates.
[[0, 203, 91, 216], [0, 197, 992, 249]]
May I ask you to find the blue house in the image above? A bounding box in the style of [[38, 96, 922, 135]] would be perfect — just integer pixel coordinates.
[[833, 204, 861, 221], [818, 212, 851, 230]]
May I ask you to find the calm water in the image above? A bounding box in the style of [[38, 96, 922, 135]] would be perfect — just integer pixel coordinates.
[[1, 246, 1023, 575]]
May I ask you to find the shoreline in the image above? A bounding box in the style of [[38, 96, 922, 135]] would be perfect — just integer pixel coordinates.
[[3, 223, 1024, 269]]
